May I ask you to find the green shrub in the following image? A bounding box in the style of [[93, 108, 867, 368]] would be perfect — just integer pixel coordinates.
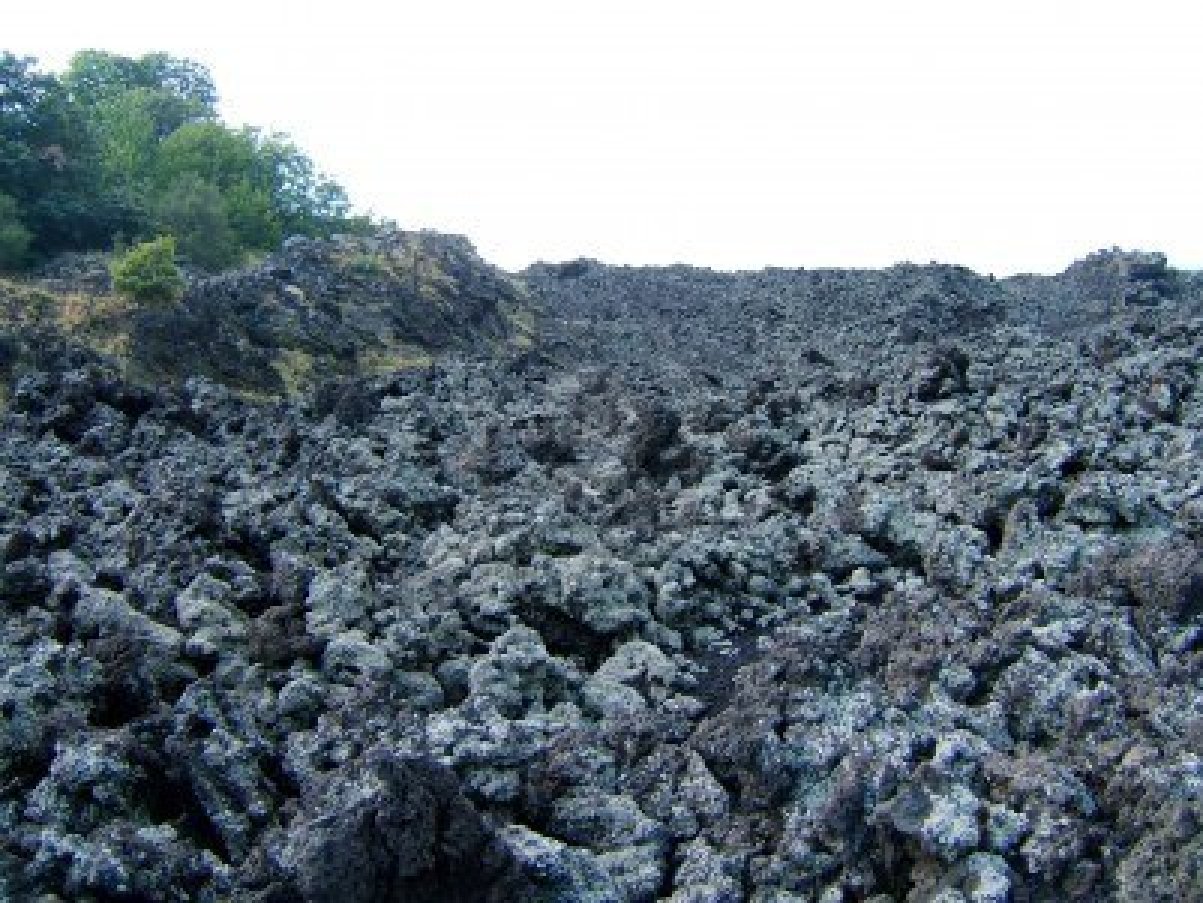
[[0, 193, 32, 271], [110, 235, 185, 302]]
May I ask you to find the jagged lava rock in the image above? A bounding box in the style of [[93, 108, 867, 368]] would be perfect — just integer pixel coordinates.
[[0, 246, 1200, 901]]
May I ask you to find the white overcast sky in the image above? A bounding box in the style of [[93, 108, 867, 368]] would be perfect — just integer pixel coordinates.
[[9, 1, 1203, 273]]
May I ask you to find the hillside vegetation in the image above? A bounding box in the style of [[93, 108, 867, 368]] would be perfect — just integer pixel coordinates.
[[0, 50, 369, 273]]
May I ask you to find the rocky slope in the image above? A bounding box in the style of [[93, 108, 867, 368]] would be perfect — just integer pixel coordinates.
[[0, 245, 1201, 902], [2, 230, 534, 398]]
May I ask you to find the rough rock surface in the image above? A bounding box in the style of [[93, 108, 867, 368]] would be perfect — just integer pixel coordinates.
[[2, 231, 534, 398], [0, 245, 1201, 901]]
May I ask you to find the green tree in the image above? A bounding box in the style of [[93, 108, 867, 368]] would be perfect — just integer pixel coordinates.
[[64, 51, 220, 228], [156, 124, 361, 247], [0, 52, 131, 258], [1, 49, 368, 267], [64, 50, 216, 136], [0, 53, 62, 191], [110, 235, 184, 301], [153, 123, 284, 250], [223, 179, 281, 250], [61, 51, 221, 238], [0, 192, 31, 269], [91, 87, 160, 188], [154, 173, 240, 271], [154, 121, 257, 191], [256, 133, 357, 236]]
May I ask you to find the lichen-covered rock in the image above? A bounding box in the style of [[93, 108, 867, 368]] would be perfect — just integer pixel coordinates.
[[1, 248, 1201, 901]]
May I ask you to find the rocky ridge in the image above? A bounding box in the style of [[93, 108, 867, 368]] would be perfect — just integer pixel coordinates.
[[0, 244, 1201, 901], [2, 230, 533, 398]]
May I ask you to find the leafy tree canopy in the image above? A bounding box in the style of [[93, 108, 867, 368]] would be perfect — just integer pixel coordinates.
[[0, 49, 370, 268], [64, 50, 217, 133], [154, 172, 240, 271]]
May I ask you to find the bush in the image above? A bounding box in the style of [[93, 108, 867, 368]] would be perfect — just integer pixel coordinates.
[[110, 235, 185, 302], [0, 193, 32, 271]]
